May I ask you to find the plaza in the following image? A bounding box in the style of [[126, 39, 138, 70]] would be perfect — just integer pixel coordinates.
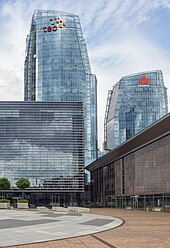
[[0, 208, 122, 247], [0, 208, 170, 248]]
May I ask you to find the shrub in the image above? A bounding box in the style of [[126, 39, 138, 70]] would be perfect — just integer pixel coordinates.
[[0, 199, 10, 203], [18, 199, 28, 203]]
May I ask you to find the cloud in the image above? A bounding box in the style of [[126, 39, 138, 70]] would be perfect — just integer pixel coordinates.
[[0, 69, 23, 100], [0, 0, 170, 148]]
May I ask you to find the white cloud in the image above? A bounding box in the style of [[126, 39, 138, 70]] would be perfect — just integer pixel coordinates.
[[0, 69, 23, 100], [0, 0, 170, 148]]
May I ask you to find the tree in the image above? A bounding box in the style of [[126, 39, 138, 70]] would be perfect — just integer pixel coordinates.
[[0, 177, 10, 190], [16, 178, 30, 189], [0, 177, 10, 199]]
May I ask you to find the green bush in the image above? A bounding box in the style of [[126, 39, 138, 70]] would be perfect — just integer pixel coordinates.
[[16, 178, 30, 189], [0, 178, 10, 190], [0, 199, 10, 203], [18, 199, 28, 203]]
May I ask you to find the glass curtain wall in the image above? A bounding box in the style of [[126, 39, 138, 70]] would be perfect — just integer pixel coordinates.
[[0, 102, 84, 191], [104, 70, 168, 149], [24, 10, 97, 170]]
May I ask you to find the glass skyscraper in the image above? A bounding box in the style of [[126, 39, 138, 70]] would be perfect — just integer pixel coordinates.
[[0, 102, 84, 191], [104, 70, 168, 150], [24, 10, 97, 168]]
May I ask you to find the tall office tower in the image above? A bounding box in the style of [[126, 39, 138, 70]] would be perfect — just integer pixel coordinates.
[[24, 10, 97, 170], [104, 70, 168, 150]]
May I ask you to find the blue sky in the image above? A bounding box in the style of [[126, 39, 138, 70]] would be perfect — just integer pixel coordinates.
[[0, 0, 170, 147]]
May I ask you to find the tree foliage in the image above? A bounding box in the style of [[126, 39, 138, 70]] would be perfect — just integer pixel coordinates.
[[0, 178, 10, 190], [16, 178, 30, 189]]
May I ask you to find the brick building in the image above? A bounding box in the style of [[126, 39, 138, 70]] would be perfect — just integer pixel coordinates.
[[87, 113, 170, 212]]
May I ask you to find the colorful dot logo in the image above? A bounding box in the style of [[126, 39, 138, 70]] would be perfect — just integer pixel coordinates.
[[42, 17, 66, 32]]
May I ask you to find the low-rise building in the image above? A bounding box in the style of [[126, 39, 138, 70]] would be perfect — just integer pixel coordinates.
[[0, 101, 84, 205], [87, 113, 170, 212]]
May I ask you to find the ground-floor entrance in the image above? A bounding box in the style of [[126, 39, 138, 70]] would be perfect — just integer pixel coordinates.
[[4, 192, 85, 208], [105, 194, 170, 212]]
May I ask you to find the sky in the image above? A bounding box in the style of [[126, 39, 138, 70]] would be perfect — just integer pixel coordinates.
[[0, 0, 170, 148]]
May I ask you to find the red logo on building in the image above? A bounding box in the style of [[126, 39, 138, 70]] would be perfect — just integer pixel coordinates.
[[138, 76, 149, 85]]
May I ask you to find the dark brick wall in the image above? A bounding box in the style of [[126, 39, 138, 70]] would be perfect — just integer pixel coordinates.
[[124, 153, 135, 195], [134, 135, 170, 194], [115, 160, 122, 195], [91, 134, 170, 206]]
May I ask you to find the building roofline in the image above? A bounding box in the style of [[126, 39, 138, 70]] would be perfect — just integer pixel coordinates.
[[121, 69, 162, 79], [33, 9, 79, 17], [110, 69, 163, 91], [107, 69, 164, 103], [86, 112, 170, 172], [0, 101, 83, 103]]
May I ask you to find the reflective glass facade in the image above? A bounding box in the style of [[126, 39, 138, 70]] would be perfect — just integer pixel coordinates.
[[0, 102, 84, 191], [104, 70, 168, 149], [24, 10, 97, 167]]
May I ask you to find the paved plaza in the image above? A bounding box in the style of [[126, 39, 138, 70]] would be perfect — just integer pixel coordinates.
[[0, 209, 122, 247], [0, 208, 170, 248]]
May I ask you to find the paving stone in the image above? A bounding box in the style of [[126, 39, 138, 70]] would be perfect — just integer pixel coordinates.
[[0, 209, 120, 247], [3, 208, 170, 248]]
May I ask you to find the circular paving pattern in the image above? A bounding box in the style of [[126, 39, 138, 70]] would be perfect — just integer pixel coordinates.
[[0, 209, 123, 247]]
